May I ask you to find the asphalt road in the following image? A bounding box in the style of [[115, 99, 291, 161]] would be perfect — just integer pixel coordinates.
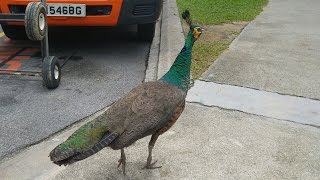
[[0, 25, 149, 158]]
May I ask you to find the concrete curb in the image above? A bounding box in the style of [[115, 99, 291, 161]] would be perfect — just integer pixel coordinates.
[[144, 13, 161, 82], [145, 0, 185, 81]]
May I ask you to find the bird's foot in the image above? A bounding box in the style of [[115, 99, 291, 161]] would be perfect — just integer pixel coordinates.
[[117, 158, 123, 168], [142, 160, 162, 169], [117, 158, 126, 175], [117, 149, 127, 175]]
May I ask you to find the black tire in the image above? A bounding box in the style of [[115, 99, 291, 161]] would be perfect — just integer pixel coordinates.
[[42, 56, 61, 89], [25, 2, 47, 41], [1, 25, 28, 40], [138, 23, 155, 42]]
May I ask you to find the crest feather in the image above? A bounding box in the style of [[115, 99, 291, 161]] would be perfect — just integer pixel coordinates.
[[182, 10, 192, 26]]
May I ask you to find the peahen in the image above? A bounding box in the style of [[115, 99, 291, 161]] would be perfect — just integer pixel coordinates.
[[49, 10, 203, 175]]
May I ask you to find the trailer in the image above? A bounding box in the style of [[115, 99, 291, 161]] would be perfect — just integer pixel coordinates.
[[0, 0, 61, 89], [0, 0, 162, 89]]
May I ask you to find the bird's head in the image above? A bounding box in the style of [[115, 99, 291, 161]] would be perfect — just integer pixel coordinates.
[[182, 10, 204, 41]]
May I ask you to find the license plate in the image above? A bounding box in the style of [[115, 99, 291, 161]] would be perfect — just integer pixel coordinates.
[[47, 4, 86, 17]]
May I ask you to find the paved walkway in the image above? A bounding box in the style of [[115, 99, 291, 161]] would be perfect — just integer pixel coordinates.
[[187, 80, 320, 126], [186, 0, 320, 178], [202, 0, 320, 100]]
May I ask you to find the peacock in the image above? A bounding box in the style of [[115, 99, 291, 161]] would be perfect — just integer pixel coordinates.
[[49, 10, 203, 175]]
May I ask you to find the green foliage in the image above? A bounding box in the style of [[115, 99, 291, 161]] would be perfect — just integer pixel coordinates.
[[176, 0, 268, 25]]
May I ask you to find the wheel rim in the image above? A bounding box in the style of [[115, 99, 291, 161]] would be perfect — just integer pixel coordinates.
[[54, 65, 59, 80], [39, 13, 45, 31]]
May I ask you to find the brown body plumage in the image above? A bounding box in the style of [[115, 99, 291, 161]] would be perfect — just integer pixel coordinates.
[[108, 81, 186, 149]]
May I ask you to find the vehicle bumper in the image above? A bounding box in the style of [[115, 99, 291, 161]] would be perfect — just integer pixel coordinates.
[[0, 0, 162, 26], [118, 0, 162, 25]]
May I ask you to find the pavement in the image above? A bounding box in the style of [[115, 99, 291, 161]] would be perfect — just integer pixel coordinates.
[[1, 0, 320, 179], [201, 0, 320, 100]]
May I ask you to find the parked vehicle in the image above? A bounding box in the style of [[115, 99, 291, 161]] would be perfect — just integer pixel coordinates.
[[0, 0, 162, 41]]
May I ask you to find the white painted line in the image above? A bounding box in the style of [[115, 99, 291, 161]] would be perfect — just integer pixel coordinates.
[[187, 80, 320, 126]]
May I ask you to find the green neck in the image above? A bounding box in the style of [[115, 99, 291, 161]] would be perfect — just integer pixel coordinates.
[[160, 31, 194, 92]]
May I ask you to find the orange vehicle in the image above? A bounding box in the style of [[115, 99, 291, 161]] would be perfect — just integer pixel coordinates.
[[0, 0, 162, 41]]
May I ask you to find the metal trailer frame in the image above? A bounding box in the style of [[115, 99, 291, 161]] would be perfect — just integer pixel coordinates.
[[0, 0, 63, 89]]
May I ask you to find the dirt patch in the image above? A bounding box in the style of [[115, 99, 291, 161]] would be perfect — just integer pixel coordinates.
[[182, 21, 248, 43], [181, 22, 248, 79]]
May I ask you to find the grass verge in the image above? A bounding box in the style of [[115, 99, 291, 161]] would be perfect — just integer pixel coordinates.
[[176, 0, 268, 25], [177, 0, 268, 79]]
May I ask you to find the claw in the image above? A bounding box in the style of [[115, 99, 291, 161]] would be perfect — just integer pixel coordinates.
[[117, 158, 123, 168], [143, 160, 162, 169], [117, 149, 126, 175]]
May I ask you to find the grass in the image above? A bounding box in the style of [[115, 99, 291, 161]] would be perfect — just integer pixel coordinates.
[[176, 0, 268, 25], [192, 41, 229, 79], [176, 0, 268, 79]]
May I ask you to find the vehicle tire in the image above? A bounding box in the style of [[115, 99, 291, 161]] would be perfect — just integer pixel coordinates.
[[25, 2, 47, 41], [138, 23, 155, 42], [42, 56, 61, 89], [1, 25, 28, 40]]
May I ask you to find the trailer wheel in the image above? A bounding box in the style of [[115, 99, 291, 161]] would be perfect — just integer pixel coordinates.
[[138, 23, 155, 42], [42, 56, 61, 89], [25, 2, 47, 41]]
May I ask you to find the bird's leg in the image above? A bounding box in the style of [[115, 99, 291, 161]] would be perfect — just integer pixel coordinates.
[[143, 133, 162, 169], [117, 148, 126, 175]]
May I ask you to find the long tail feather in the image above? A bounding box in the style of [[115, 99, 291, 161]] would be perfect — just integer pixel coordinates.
[[71, 133, 118, 161], [50, 132, 118, 166]]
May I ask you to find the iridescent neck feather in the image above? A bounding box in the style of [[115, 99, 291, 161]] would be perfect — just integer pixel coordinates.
[[160, 31, 194, 92]]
